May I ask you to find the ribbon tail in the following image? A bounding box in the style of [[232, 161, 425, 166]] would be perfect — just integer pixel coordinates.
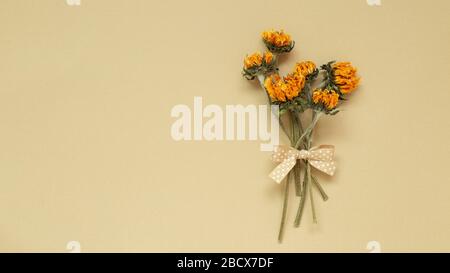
[[309, 160, 337, 176], [269, 155, 297, 184]]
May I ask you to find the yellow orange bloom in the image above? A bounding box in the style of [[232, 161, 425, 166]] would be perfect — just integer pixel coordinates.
[[327, 91, 339, 109], [312, 90, 323, 104], [312, 89, 339, 110], [262, 30, 293, 48], [264, 71, 305, 102], [243, 52, 263, 69], [332, 62, 360, 94], [244, 51, 274, 69], [265, 75, 286, 102], [283, 72, 305, 99], [295, 61, 316, 76], [264, 51, 273, 64]]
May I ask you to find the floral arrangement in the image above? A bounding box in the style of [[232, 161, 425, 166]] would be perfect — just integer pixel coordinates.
[[242, 30, 360, 242]]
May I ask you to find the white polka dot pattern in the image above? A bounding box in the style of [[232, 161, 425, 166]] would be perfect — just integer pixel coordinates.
[[269, 145, 336, 183]]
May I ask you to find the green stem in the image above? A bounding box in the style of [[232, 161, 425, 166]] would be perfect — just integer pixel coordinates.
[[295, 111, 304, 136], [294, 110, 321, 226], [306, 113, 317, 223], [256, 74, 271, 102], [290, 111, 298, 143], [293, 113, 306, 196], [294, 167, 308, 227], [279, 116, 292, 143], [289, 111, 302, 196], [294, 111, 322, 149], [311, 176, 329, 201], [294, 162, 302, 197], [278, 172, 290, 243], [257, 73, 292, 240], [308, 163, 317, 223]]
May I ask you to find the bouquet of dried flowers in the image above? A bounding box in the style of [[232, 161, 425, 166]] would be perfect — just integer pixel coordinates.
[[242, 30, 360, 242]]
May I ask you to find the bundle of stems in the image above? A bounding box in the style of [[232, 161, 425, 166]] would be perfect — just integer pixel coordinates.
[[257, 75, 329, 242], [277, 105, 329, 242]]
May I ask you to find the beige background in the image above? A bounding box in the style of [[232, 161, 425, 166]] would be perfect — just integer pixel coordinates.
[[0, 0, 449, 252]]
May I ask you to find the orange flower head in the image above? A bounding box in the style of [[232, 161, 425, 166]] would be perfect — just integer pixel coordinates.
[[295, 61, 316, 76], [261, 29, 294, 53], [264, 75, 286, 102], [264, 70, 305, 103], [312, 90, 323, 104], [243, 52, 263, 69], [332, 62, 360, 94], [243, 51, 274, 70], [283, 72, 305, 100], [312, 89, 339, 110], [264, 51, 273, 64]]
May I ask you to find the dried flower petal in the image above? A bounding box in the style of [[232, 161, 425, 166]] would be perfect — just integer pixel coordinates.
[[332, 62, 360, 94], [295, 61, 316, 76], [313, 89, 339, 110]]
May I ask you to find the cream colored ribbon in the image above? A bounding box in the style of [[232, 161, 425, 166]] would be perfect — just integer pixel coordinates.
[[269, 145, 336, 183]]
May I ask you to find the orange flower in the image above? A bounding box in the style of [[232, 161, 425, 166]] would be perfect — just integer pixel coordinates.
[[265, 75, 286, 102], [332, 62, 360, 94], [312, 89, 339, 110], [261, 30, 294, 53], [295, 61, 316, 76], [283, 72, 305, 99], [264, 71, 305, 102], [327, 91, 339, 109], [264, 51, 273, 64], [312, 90, 323, 104], [243, 52, 263, 69], [243, 51, 274, 69]]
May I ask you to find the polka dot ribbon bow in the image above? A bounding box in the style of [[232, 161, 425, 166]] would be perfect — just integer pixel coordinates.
[[269, 145, 336, 183]]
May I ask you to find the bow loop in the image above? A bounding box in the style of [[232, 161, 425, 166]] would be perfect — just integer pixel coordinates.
[[269, 145, 336, 183]]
